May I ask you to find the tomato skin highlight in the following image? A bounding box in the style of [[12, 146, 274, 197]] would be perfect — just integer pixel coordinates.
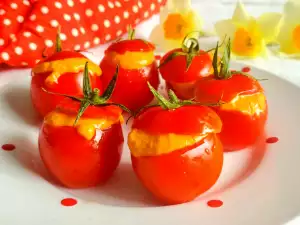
[[38, 100, 124, 188], [195, 73, 268, 151], [30, 51, 102, 118], [131, 133, 223, 205], [100, 57, 159, 111], [159, 48, 212, 100]]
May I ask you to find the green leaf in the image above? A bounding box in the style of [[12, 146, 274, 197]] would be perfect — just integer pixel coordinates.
[[102, 65, 119, 101], [74, 101, 90, 126], [158, 51, 186, 68], [212, 41, 219, 78], [83, 62, 92, 98], [55, 26, 62, 53], [168, 89, 180, 104], [41, 88, 83, 102], [147, 82, 174, 109]]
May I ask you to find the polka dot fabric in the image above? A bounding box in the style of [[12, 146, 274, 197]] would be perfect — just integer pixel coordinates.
[[0, 0, 167, 67]]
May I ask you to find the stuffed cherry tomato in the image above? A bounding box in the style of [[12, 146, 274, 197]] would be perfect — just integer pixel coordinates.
[[159, 37, 213, 100], [100, 28, 159, 111], [195, 40, 268, 151], [31, 33, 102, 117], [127, 84, 223, 205], [39, 64, 128, 188]]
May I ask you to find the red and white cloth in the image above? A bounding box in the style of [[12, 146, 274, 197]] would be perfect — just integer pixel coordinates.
[[0, 0, 167, 68]]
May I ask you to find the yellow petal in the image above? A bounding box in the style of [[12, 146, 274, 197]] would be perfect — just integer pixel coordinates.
[[231, 19, 265, 57], [232, 0, 250, 24], [257, 12, 282, 44], [277, 22, 298, 54], [170, 0, 192, 13], [282, 0, 300, 22], [215, 19, 237, 41]]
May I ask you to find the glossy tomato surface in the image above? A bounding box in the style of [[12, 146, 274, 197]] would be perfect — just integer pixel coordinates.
[[100, 40, 159, 111], [30, 51, 102, 117], [129, 105, 223, 205], [195, 73, 268, 151], [159, 49, 212, 100], [38, 99, 124, 188]]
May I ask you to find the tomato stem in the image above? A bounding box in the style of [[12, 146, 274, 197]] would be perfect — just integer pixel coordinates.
[[128, 25, 135, 40], [55, 26, 62, 53], [42, 62, 131, 125], [212, 38, 232, 80]]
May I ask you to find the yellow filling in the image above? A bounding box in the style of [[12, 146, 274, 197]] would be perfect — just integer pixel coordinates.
[[221, 92, 266, 116], [32, 58, 102, 87], [44, 111, 122, 140], [107, 51, 154, 70], [128, 129, 205, 157], [232, 27, 263, 57], [293, 25, 300, 50]]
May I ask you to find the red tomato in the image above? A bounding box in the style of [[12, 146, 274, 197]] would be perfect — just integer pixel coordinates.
[[195, 73, 268, 151], [100, 39, 159, 111], [31, 51, 102, 117], [159, 48, 213, 100], [39, 98, 124, 188], [128, 105, 223, 205]]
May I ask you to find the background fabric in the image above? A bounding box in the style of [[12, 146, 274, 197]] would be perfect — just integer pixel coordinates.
[[0, 0, 167, 67]]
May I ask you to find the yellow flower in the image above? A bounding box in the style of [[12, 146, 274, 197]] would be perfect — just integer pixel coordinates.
[[215, 1, 281, 58], [149, 0, 203, 52], [277, 0, 300, 56]]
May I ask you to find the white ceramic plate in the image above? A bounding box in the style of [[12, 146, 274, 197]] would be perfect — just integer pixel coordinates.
[[0, 61, 300, 225]]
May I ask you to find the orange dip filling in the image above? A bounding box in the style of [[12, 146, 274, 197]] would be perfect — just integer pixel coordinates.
[[32, 58, 102, 87], [106, 51, 155, 70], [221, 92, 266, 116], [128, 129, 206, 157], [44, 111, 122, 140]]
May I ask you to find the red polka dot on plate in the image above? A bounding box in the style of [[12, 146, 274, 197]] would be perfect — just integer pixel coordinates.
[[207, 200, 223, 208], [266, 137, 279, 144], [61, 198, 77, 207], [2, 144, 16, 151], [242, 66, 251, 73]]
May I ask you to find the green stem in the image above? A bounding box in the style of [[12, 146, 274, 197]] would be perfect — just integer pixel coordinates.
[[55, 26, 62, 53]]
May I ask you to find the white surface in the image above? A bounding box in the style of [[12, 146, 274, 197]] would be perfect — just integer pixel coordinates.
[[1, 60, 300, 225], [1, 1, 300, 225]]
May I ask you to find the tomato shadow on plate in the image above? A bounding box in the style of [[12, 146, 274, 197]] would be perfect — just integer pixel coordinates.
[[65, 163, 161, 207], [198, 132, 268, 200], [10, 136, 58, 186], [3, 86, 41, 127]]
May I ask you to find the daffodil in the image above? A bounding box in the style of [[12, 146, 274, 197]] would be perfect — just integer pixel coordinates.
[[149, 0, 203, 52], [215, 0, 281, 58], [276, 0, 300, 56]]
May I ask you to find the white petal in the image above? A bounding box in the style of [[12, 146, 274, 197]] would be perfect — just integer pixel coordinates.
[[257, 12, 282, 44], [149, 25, 163, 46], [232, 0, 249, 24], [277, 22, 297, 54]]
